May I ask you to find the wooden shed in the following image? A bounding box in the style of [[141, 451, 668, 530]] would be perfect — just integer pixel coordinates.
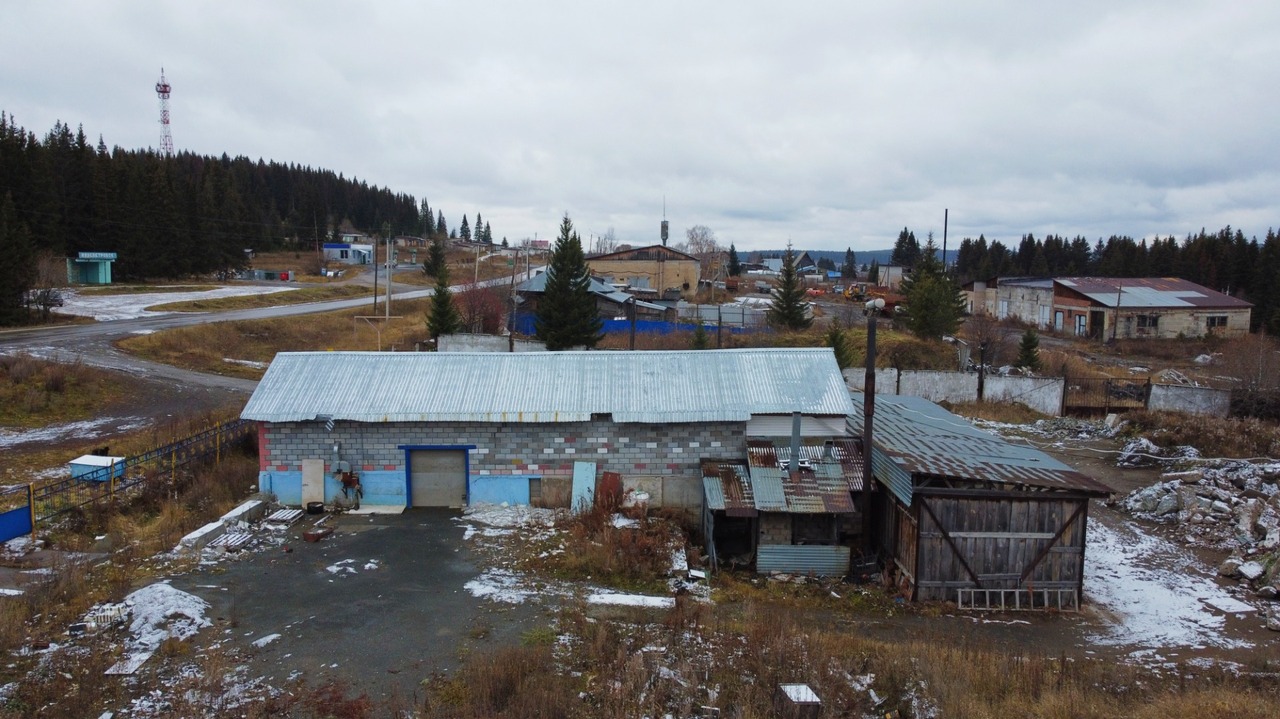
[[850, 395, 1111, 607]]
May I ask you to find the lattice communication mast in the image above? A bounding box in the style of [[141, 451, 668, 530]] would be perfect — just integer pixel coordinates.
[[156, 67, 173, 156]]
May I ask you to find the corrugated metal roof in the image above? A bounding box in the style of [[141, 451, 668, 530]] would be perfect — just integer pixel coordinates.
[[848, 394, 1111, 504], [1055, 277, 1252, 309], [242, 348, 854, 424], [745, 439, 862, 513], [701, 460, 755, 515]]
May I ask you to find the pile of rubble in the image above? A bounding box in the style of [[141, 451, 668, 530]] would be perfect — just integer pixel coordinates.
[[1117, 460, 1280, 601]]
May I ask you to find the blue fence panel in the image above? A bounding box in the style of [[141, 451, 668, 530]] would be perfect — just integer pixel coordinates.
[[0, 506, 32, 544]]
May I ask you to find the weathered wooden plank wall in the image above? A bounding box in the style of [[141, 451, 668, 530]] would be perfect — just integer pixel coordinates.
[[912, 493, 1088, 601]]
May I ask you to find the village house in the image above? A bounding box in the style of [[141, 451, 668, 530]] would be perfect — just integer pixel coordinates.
[[966, 276, 1252, 339]]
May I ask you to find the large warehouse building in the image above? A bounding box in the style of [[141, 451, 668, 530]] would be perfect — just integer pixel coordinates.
[[241, 348, 854, 513]]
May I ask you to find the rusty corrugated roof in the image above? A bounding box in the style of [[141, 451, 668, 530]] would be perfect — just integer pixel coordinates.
[[701, 460, 756, 516], [745, 439, 863, 513], [1055, 277, 1252, 309]]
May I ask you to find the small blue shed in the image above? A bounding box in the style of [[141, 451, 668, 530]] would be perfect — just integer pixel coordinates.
[[66, 252, 117, 285], [69, 455, 125, 482]]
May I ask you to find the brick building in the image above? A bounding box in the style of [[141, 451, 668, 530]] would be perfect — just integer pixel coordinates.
[[241, 349, 853, 512]]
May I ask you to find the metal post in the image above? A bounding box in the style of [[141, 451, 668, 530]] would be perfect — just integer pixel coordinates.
[[628, 297, 637, 350], [862, 308, 878, 550], [27, 484, 35, 539]]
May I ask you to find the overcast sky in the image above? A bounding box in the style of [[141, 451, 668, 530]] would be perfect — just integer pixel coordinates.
[[3, 2, 1278, 253]]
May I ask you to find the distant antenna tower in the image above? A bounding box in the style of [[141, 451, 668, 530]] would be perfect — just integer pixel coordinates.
[[660, 197, 669, 246], [155, 67, 173, 156]]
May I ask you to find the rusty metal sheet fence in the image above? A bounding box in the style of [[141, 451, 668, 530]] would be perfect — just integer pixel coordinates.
[[1063, 376, 1149, 415], [11, 419, 255, 534]]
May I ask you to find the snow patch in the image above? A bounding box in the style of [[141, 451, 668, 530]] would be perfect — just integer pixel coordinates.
[[1084, 519, 1251, 649], [585, 592, 676, 609], [0, 415, 149, 449], [251, 633, 281, 648], [58, 285, 297, 321]]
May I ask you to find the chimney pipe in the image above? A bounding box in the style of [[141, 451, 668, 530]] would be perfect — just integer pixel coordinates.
[[789, 411, 802, 476]]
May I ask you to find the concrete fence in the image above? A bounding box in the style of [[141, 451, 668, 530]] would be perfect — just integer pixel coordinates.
[[844, 368, 1228, 418], [439, 334, 547, 352]]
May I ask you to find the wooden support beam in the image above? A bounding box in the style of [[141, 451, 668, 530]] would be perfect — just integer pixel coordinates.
[[919, 498, 982, 588], [1019, 501, 1088, 583]]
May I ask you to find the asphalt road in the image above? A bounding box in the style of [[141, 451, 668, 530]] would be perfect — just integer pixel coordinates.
[[0, 268, 539, 396]]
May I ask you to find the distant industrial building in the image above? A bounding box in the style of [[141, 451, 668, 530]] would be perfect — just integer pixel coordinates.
[[966, 276, 1252, 339]]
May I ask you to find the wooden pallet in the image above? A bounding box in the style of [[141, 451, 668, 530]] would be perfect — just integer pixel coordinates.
[[265, 508, 304, 526], [208, 531, 253, 552]]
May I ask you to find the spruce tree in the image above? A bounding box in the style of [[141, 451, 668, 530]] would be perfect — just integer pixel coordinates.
[[825, 322, 855, 370], [899, 237, 966, 339], [423, 237, 447, 278], [459, 215, 471, 242], [842, 247, 857, 278], [1017, 329, 1042, 371], [767, 243, 812, 330], [0, 194, 34, 326], [535, 214, 602, 350], [436, 210, 447, 237], [691, 323, 710, 350], [868, 260, 880, 284], [427, 266, 461, 341], [727, 244, 741, 277]]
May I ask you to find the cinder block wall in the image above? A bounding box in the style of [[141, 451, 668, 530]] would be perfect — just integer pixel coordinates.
[[758, 513, 791, 544], [258, 419, 747, 509]]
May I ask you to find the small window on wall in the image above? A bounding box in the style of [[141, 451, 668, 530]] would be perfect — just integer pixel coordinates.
[[1207, 315, 1228, 330], [1138, 315, 1159, 330]]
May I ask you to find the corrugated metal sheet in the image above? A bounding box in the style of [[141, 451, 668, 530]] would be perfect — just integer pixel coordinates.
[[1056, 277, 1252, 309], [242, 349, 853, 424], [700, 460, 755, 515], [757, 544, 851, 575], [745, 439, 862, 512], [848, 394, 1111, 505]]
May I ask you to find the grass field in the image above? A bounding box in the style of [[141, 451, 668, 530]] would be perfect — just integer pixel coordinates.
[[116, 298, 432, 379], [0, 355, 129, 428]]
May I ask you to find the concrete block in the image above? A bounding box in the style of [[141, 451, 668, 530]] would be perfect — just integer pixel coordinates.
[[220, 499, 266, 528], [178, 521, 226, 553]]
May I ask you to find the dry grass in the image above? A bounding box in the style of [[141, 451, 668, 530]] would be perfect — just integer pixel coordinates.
[[142, 283, 371, 312], [944, 400, 1052, 424], [522, 499, 681, 593], [420, 600, 1280, 719], [116, 299, 433, 378], [0, 449, 257, 711], [1122, 410, 1280, 459], [0, 355, 128, 428], [1039, 348, 1109, 379]]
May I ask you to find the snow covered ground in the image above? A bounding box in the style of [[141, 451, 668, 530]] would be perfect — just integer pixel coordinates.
[[0, 415, 149, 449], [58, 285, 296, 321], [1084, 517, 1253, 650]]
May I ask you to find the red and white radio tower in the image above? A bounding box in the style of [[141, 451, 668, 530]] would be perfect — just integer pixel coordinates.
[[156, 67, 173, 156]]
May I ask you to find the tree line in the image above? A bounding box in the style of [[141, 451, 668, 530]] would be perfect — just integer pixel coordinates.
[[0, 114, 516, 324]]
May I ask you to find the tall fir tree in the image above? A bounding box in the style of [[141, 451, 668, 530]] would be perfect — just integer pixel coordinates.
[[727, 243, 741, 277], [427, 266, 461, 341], [459, 215, 471, 241], [767, 243, 812, 330], [436, 210, 447, 237], [898, 237, 966, 339], [423, 237, 447, 278], [0, 193, 35, 326], [890, 227, 922, 267], [535, 214, 602, 350], [841, 247, 857, 278], [868, 259, 880, 284], [1016, 329, 1042, 371], [483, 221, 492, 244]]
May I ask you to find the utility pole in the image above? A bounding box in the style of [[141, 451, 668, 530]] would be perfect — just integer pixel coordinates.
[[384, 223, 392, 319]]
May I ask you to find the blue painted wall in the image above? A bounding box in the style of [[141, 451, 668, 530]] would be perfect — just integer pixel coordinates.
[[260, 469, 409, 507], [0, 506, 32, 543], [469, 474, 539, 505]]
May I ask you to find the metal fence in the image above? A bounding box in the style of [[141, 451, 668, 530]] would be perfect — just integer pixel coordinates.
[[1062, 377, 1149, 415], [0, 419, 254, 543]]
